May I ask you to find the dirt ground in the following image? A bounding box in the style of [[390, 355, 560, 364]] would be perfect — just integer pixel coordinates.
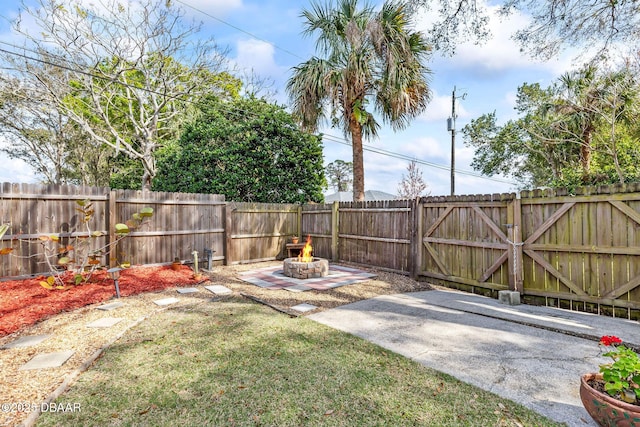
[[0, 261, 433, 427]]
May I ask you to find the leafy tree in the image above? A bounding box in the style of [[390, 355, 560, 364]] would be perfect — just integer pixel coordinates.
[[108, 155, 146, 190], [326, 160, 353, 192], [552, 66, 603, 178], [0, 70, 112, 185], [8, 0, 235, 190], [397, 160, 430, 198], [463, 108, 571, 188], [594, 70, 640, 183], [153, 96, 326, 203], [463, 65, 640, 189], [405, 0, 491, 54], [287, 0, 432, 201], [503, 0, 640, 59], [408, 0, 640, 59]]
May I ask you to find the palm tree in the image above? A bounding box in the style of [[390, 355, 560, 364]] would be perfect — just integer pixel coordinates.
[[554, 65, 603, 180], [287, 0, 431, 201]]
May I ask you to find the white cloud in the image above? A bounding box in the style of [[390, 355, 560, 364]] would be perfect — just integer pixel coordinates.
[[421, 89, 470, 122], [399, 136, 448, 161], [452, 8, 539, 71], [180, 0, 243, 19], [426, 4, 574, 77], [363, 152, 404, 193], [0, 155, 37, 184], [455, 144, 476, 168], [235, 38, 282, 75], [503, 90, 518, 109]]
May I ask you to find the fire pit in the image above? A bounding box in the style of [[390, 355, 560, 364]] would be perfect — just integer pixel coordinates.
[[282, 236, 329, 279], [283, 257, 329, 279]]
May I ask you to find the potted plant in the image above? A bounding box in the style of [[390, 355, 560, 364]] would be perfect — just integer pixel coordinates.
[[580, 335, 640, 426]]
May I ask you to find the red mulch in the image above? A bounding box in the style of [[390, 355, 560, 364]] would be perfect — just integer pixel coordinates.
[[0, 265, 203, 338]]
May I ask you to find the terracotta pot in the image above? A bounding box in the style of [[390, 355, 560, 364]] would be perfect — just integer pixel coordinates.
[[291, 237, 299, 244], [580, 373, 640, 426]]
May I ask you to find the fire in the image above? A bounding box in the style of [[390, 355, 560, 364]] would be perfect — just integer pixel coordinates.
[[298, 235, 313, 262]]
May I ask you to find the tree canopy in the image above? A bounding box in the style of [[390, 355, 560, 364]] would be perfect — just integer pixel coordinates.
[[463, 64, 640, 189], [5, 0, 234, 190], [287, 0, 432, 201], [153, 96, 326, 203], [325, 160, 353, 192], [397, 160, 430, 198], [0, 69, 98, 185], [409, 0, 640, 59]]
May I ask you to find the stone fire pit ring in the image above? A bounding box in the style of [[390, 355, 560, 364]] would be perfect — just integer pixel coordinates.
[[283, 257, 329, 280]]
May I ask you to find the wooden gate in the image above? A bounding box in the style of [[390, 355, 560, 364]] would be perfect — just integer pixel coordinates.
[[520, 191, 640, 314], [418, 195, 516, 294]]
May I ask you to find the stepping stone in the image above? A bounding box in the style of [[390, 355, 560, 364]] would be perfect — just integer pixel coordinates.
[[86, 317, 123, 328], [1, 334, 51, 349], [97, 302, 124, 311], [177, 287, 199, 294], [285, 285, 312, 292], [19, 350, 75, 371], [204, 285, 232, 295], [290, 303, 317, 312], [154, 297, 180, 306]]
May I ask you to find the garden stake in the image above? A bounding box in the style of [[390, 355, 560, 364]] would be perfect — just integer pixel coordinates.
[[107, 267, 123, 298], [192, 251, 199, 274], [204, 248, 215, 270]]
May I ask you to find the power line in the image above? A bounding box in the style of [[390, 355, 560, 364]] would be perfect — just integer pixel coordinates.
[[0, 34, 516, 186], [173, 0, 305, 61], [169, 0, 517, 186], [321, 133, 516, 184], [0, 43, 195, 105]]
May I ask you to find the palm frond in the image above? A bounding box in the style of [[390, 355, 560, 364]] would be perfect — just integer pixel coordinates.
[[286, 57, 332, 132]]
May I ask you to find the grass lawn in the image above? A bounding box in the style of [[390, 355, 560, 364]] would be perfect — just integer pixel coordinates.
[[37, 297, 562, 426]]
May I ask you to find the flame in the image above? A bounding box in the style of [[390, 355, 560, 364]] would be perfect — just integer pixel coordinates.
[[298, 235, 313, 262]]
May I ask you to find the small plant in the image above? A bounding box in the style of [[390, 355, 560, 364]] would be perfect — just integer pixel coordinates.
[[31, 199, 153, 289], [598, 335, 640, 404]]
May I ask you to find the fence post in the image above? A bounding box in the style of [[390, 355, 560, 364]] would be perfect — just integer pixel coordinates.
[[107, 189, 117, 267], [331, 201, 339, 262], [417, 198, 423, 279], [409, 198, 419, 279], [297, 205, 303, 240], [507, 196, 523, 292], [513, 196, 523, 293], [224, 203, 233, 265], [409, 196, 422, 280]]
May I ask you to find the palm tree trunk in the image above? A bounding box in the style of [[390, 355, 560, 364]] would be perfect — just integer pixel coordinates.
[[350, 117, 365, 201]]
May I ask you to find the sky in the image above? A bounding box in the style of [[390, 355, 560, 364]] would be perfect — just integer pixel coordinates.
[[0, 0, 580, 197]]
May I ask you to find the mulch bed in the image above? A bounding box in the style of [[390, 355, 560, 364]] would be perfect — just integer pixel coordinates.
[[0, 265, 202, 337]]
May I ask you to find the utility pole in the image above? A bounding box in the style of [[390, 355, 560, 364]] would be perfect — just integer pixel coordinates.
[[447, 86, 466, 196]]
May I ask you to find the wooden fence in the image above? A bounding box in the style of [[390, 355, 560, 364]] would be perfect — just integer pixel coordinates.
[[310, 200, 415, 273], [518, 186, 640, 317], [3, 182, 640, 318], [115, 189, 226, 267], [299, 187, 640, 318], [225, 202, 299, 264], [416, 185, 640, 318], [0, 184, 225, 278], [417, 193, 514, 294]]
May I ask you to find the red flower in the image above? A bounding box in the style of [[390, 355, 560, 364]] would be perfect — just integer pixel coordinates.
[[600, 335, 623, 346]]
